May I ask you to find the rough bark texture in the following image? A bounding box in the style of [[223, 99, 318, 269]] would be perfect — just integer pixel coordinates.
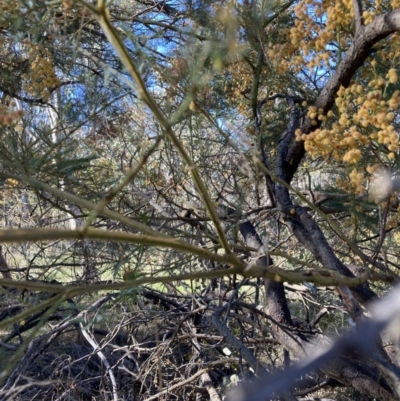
[[245, 10, 400, 398], [239, 217, 396, 399]]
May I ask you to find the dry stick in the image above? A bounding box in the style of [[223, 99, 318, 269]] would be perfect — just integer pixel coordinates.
[[212, 306, 268, 376], [0, 295, 66, 397], [212, 306, 298, 401], [0, 253, 389, 335], [234, 301, 312, 343], [79, 321, 119, 401], [143, 359, 238, 401], [0, 376, 58, 401], [144, 368, 214, 401], [185, 312, 222, 401], [200, 372, 221, 401]]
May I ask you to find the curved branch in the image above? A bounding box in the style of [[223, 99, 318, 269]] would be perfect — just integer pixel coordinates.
[[273, 100, 378, 308], [286, 9, 400, 184]]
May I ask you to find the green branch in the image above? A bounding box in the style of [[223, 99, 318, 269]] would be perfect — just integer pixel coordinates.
[[0, 227, 243, 267], [94, 0, 235, 258]]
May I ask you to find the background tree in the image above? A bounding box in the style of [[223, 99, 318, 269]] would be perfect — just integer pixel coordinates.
[[1, 0, 400, 400]]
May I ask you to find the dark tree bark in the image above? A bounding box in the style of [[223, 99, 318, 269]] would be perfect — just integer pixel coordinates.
[[239, 9, 400, 398]]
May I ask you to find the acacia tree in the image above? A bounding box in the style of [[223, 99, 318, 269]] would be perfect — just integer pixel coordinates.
[[2, 0, 400, 400]]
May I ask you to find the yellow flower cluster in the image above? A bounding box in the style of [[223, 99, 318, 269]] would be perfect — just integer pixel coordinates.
[[343, 149, 362, 164], [267, 0, 400, 77], [349, 169, 364, 194], [268, 0, 356, 74], [387, 68, 398, 84], [335, 169, 364, 194], [297, 77, 400, 167], [22, 44, 60, 101], [362, 10, 375, 25]]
